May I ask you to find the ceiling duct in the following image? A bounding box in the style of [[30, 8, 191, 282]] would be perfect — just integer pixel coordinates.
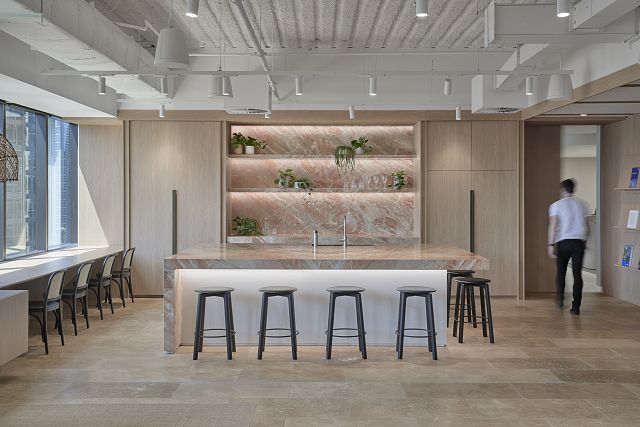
[[224, 76, 272, 115], [471, 75, 526, 114]]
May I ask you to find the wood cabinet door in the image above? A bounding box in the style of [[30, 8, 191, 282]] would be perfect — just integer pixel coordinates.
[[426, 171, 471, 249], [426, 122, 471, 171], [472, 121, 518, 171]]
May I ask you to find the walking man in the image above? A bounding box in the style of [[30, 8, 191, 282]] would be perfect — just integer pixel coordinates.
[[548, 179, 590, 315]]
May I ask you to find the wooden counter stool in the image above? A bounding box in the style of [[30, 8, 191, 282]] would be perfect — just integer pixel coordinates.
[[257, 286, 298, 360], [62, 261, 94, 335], [28, 269, 66, 355], [395, 286, 438, 360], [193, 287, 236, 360], [453, 277, 494, 344], [325, 286, 367, 360], [447, 270, 474, 327]]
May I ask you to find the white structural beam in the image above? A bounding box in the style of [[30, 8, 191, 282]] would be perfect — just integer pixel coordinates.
[[572, 0, 640, 29], [495, 44, 552, 90]]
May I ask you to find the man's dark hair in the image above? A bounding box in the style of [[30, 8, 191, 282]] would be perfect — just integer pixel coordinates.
[[561, 178, 575, 194]]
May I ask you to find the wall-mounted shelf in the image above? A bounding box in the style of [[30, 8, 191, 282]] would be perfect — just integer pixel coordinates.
[[228, 154, 417, 159], [228, 188, 415, 193], [613, 226, 640, 233], [614, 264, 640, 271], [613, 187, 640, 191]]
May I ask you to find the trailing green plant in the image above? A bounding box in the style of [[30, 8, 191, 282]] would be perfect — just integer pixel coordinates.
[[334, 145, 356, 171], [293, 177, 313, 190], [389, 170, 407, 190], [350, 136, 372, 154], [232, 216, 262, 236], [274, 168, 295, 187], [231, 132, 267, 150]]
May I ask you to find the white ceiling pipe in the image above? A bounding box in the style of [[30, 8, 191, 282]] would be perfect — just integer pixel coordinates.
[[455, 107, 462, 120], [349, 105, 356, 120], [98, 75, 106, 95], [369, 76, 377, 96], [557, 0, 570, 17], [186, 0, 199, 18], [295, 76, 303, 96], [416, 0, 429, 17], [230, 0, 281, 101], [444, 78, 452, 95], [525, 76, 534, 96]]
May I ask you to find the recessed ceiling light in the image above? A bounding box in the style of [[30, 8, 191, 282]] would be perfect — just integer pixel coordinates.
[[416, 0, 428, 17], [557, 0, 570, 18], [186, 0, 199, 18]]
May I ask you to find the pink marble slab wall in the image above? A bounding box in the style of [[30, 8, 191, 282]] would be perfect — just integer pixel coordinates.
[[230, 192, 416, 237], [231, 125, 415, 155]]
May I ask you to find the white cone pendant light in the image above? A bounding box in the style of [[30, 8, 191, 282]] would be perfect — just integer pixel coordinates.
[[186, 0, 199, 18], [557, 0, 570, 18], [154, 27, 189, 69], [525, 76, 534, 96], [222, 76, 233, 97], [547, 74, 573, 100], [208, 75, 223, 97], [416, 0, 428, 17]]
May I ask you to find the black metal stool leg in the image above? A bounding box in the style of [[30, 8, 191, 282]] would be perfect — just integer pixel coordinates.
[[71, 298, 78, 336], [424, 295, 433, 353], [479, 286, 488, 337], [228, 293, 236, 352], [426, 293, 437, 360], [288, 293, 298, 360], [42, 310, 49, 355], [452, 281, 462, 337], [446, 275, 452, 327], [485, 285, 495, 343], [397, 293, 407, 360], [395, 292, 403, 353], [458, 284, 466, 343], [470, 287, 478, 328], [223, 293, 233, 360], [193, 294, 203, 360], [326, 294, 336, 360], [83, 295, 90, 329], [258, 293, 268, 360], [465, 287, 472, 324], [356, 293, 367, 359]]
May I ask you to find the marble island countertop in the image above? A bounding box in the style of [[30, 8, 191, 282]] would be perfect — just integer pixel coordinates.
[[164, 243, 489, 271]]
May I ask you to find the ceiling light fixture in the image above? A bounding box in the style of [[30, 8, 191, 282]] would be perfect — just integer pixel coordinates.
[[557, 0, 570, 18], [159, 104, 166, 118], [349, 105, 356, 120], [525, 76, 534, 96], [222, 76, 233, 97], [295, 76, 303, 96], [416, 0, 428, 17], [265, 112, 271, 119], [455, 107, 462, 121], [444, 78, 452, 96], [547, 73, 573, 100], [186, 0, 199, 18], [208, 75, 223, 97], [98, 76, 106, 95], [369, 76, 377, 96], [154, 27, 190, 69], [160, 76, 168, 95], [580, 113, 588, 117]]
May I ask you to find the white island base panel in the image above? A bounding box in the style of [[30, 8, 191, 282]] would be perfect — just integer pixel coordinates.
[[176, 269, 447, 348]]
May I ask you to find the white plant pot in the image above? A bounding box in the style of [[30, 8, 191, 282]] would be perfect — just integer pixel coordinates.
[[245, 146, 255, 155]]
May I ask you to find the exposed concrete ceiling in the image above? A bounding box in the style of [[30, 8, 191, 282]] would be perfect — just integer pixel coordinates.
[[90, 0, 550, 53]]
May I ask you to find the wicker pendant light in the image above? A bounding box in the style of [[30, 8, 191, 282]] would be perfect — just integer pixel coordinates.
[[0, 134, 19, 182]]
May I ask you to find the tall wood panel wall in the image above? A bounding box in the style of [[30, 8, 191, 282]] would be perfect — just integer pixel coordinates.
[[602, 115, 640, 305], [425, 121, 520, 296]]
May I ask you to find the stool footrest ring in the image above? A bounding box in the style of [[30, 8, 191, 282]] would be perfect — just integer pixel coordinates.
[[258, 327, 299, 339], [325, 327, 366, 339], [395, 327, 437, 340]]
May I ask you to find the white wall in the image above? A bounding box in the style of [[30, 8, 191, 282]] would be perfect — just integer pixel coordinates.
[[561, 157, 597, 213]]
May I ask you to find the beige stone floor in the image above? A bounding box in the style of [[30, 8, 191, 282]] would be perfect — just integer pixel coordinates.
[[1, 295, 640, 426]]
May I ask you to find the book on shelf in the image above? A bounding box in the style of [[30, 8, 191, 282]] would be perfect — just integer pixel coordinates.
[[628, 210, 639, 229], [622, 245, 634, 267], [631, 167, 640, 188]]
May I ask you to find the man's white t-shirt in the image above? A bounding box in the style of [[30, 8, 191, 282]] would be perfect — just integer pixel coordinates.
[[549, 196, 590, 243]]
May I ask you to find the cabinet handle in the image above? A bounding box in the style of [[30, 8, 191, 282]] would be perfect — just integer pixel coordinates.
[[470, 189, 475, 253], [172, 190, 177, 255]]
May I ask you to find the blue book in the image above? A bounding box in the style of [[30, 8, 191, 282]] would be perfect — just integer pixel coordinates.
[[630, 167, 640, 188], [622, 245, 634, 267]]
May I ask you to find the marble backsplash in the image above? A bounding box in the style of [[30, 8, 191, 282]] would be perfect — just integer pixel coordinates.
[[229, 158, 415, 189], [231, 125, 415, 155], [229, 192, 416, 237]]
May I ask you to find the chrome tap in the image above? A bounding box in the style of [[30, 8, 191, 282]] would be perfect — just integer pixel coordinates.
[[312, 229, 318, 247], [340, 215, 348, 248]]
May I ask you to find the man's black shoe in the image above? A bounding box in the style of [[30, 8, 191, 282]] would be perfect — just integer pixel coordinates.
[[570, 308, 580, 316]]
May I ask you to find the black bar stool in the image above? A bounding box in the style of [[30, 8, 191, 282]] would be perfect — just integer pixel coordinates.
[[395, 286, 438, 360], [193, 287, 236, 360], [453, 277, 495, 344], [257, 286, 298, 360], [325, 286, 367, 360], [447, 270, 474, 327]]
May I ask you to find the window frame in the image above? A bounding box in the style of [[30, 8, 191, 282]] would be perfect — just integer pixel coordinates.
[[0, 100, 79, 262]]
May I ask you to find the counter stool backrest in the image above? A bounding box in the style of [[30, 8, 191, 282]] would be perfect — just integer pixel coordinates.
[[76, 262, 94, 290], [121, 248, 135, 271], [46, 270, 67, 302], [101, 254, 117, 280]]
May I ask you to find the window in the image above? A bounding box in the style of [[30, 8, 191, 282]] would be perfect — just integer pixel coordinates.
[[4, 106, 47, 258], [48, 117, 78, 249]]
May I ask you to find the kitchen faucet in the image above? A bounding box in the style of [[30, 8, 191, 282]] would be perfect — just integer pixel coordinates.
[[340, 215, 348, 248]]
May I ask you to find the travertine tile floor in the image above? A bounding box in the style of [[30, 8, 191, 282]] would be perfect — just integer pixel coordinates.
[[1, 295, 640, 426]]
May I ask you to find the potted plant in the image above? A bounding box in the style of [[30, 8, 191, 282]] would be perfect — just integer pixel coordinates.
[[389, 170, 407, 190], [243, 135, 267, 155], [350, 136, 372, 155], [230, 132, 244, 154], [293, 177, 312, 191], [334, 145, 356, 172], [274, 168, 295, 188], [232, 216, 262, 236]]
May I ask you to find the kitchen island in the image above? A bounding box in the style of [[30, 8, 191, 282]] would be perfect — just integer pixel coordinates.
[[164, 244, 488, 353]]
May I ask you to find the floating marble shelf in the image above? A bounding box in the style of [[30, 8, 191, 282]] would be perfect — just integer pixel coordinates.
[[613, 188, 640, 191], [613, 226, 640, 233], [228, 154, 417, 159], [614, 264, 640, 271], [228, 188, 415, 193]]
